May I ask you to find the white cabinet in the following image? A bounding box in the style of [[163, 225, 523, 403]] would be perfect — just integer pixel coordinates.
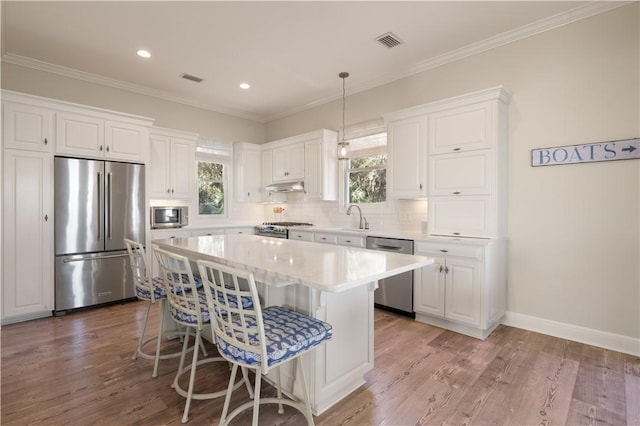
[[429, 150, 492, 196], [261, 149, 286, 203], [2, 102, 54, 152], [289, 230, 314, 242], [337, 234, 365, 248], [234, 143, 262, 202], [149, 130, 197, 199], [2, 149, 54, 323], [273, 144, 304, 182], [428, 101, 494, 154], [413, 238, 506, 339], [304, 130, 338, 201], [385, 115, 428, 198], [429, 196, 492, 238], [56, 112, 148, 162], [313, 232, 338, 245]]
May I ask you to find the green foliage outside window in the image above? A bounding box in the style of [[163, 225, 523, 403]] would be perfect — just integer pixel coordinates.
[[348, 154, 387, 204], [198, 161, 224, 215]]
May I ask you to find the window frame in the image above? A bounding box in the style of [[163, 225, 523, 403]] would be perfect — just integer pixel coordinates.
[[195, 153, 228, 219]]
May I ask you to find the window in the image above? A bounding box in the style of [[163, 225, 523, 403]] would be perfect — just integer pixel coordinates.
[[197, 160, 225, 215], [344, 132, 387, 205]]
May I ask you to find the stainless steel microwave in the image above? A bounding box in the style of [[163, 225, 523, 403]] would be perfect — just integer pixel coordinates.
[[150, 206, 188, 229]]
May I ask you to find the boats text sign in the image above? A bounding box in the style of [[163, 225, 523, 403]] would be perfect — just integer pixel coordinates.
[[532, 138, 639, 167]]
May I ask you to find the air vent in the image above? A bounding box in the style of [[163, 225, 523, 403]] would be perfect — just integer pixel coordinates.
[[181, 73, 204, 83], [375, 32, 403, 49]]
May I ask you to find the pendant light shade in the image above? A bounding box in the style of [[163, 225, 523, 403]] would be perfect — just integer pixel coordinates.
[[338, 72, 350, 161]]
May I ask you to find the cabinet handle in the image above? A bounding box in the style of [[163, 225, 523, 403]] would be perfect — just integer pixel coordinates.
[[106, 146, 110, 152], [444, 266, 449, 274], [171, 189, 174, 194], [453, 191, 461, 195], [453, 232, 461, 235], [44, 214, 48, 221], [453, 147, 461, 152], [99, 145, 103, 151], [321, 237, 326, 240], [345, 240, 351, 243], [44, 138, 48, 145], [167, 189, 171, 194], [438, 265, 443, 273], [419, 184, 423, 190], [440, 249, 448, 253], [297, 235, 302, 238]]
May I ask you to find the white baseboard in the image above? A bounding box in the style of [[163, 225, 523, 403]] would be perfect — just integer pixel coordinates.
[[503, 311, 640, 357]]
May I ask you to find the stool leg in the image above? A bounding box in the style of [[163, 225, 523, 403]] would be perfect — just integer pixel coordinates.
[[181, 329, 201, 424], [152, 300, 165, 378], [251, 368, 262, 426], [296, 357, 314, 426], [132, 300, 152, 360], [241, 367, 254, 399], [173, 327, 191, 390], [220, 363, 239, 426], [276, 366, 284, 414]]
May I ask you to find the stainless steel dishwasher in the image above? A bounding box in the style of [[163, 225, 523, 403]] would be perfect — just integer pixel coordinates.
[[366, 236, 415, 318]]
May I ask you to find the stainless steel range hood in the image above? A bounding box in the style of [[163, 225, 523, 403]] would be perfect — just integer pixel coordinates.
[[264, 181, 305, 193]]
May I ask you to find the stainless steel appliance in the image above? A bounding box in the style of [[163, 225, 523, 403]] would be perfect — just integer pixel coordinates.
[[255, 222, 313, 239], [366, 236, 415, 318], [54, 157, 145, 313], [150, 205, 189, 229]]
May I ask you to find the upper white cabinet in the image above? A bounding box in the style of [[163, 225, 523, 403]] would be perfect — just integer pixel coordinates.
[[264, 129, 338, 201], [2, 102, 54, 152], [272, 144, 305, 182], [2, 149, 54, 323], [261, 149, 287, 203], [385, 86, 510, 238], [385, 115, 428, 198], [428, 102, 494, 154], [56, 112, 148, 162], [149, 129, 197, 199], [234, 142, 262, 202]]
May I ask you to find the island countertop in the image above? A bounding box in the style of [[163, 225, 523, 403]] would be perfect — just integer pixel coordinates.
[[153, 234, 433, 293]]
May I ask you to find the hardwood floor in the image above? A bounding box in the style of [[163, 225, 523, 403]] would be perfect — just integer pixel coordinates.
[[1, 301, 638, 425]]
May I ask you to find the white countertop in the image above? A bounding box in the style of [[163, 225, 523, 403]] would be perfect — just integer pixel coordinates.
[[153, 234, 433, 293]]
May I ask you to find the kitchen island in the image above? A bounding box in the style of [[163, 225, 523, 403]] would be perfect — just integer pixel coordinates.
[[153, 234, 432, 415]]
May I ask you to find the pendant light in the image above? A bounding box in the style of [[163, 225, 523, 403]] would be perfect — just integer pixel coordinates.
[[337, 72, 350, 161]]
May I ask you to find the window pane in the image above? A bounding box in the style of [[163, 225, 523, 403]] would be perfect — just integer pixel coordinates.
[[198, 160, 224, 215], [348, 169, 387, 203], [350, 154, 386, 169]]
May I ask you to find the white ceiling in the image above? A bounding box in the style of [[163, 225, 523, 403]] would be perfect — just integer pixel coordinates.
[[2, 1, 623, 122]]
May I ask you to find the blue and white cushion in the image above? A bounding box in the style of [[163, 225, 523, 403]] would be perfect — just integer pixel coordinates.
[[215, 306, 333, 367], [135, 276, 167, 300], [169, 291, 210, 325]]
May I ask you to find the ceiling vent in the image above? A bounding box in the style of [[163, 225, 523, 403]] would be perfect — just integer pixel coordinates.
[[181, 73, 204, 83], [375, 32, 403, 49]]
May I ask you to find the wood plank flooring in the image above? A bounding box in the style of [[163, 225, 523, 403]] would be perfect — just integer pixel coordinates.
[[1, 301, 638, 425]]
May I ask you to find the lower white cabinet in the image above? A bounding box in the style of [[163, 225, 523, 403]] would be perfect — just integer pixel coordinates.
[[413, 238, 506, 339], [2, 149, 54, 323], [428, 196, 493, 238]]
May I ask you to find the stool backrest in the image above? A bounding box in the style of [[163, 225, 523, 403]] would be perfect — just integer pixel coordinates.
[[154, 247, 204, 328], [124, 238, 153, 302], [196, 260, 268, 371]]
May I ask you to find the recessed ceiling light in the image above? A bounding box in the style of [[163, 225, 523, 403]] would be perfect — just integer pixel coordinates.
[[239, 83, 250, 90], [137, 50, 151, 58]]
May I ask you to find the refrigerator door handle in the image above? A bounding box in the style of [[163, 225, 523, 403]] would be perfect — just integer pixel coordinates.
[[62, 252, 129, 263], [107, 172, 113, 240], [97, 171, 103, 241]]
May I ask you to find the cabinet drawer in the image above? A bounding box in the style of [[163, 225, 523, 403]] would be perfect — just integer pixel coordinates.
[[289, 230, 314, 242], [337, 235, 365, 248], [428, 196, 493, 238], [429, 150, 492, 196], [314, 233, 337, 245], [415, 241, 484, 260]]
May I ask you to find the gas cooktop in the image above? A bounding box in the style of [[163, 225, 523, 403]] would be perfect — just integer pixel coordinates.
[[255, 222, 313, 238], [260, 221, 313, 227]]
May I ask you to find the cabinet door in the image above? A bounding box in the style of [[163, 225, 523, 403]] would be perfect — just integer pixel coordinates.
[[387, 116, 427, 198], [105, 121, 146, 162], [444, 258, 481, 326], [304, 140, 322, 199], [428, 102, 493, 154], [149, 135, 171, 197], [337, 235, 365, 248], [429, 150, 492, 196], [262, 149, 286, 202], [170, 138, 195, 199], [234, 144, 262, 202], [287, 144, 305, 180], [429, 196, 492, 238], [414, 255, 445, 317], [56, 112, 104, 157], [273, 144, 305, 182], [3, 102, 54, 152], [3, 150, 54, 319], [272, 146, 289, 181]]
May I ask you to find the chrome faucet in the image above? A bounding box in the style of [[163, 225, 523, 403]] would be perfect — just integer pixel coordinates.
[[346, 204, 369, 230]]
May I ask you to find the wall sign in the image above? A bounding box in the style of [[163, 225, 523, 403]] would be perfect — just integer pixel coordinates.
[[532, 138, 639, 167]]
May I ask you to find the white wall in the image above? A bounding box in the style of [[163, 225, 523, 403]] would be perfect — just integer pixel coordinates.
[[266, 5, 640, 341]]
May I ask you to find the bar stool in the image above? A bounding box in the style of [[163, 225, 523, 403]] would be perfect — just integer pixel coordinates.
[[124, 238, 187, 378], [154, 247, 253, 423], [197, 259, 333, 426]]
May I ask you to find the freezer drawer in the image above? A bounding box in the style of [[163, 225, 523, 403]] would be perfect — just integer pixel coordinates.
[[55, 250, 135, 311]]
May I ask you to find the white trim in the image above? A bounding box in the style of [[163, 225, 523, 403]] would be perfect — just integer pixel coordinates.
[[503, 311, 640, 357], [0, 310, 53, 326]]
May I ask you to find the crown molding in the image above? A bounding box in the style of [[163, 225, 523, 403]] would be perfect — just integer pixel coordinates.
[[1, 52, 266, 123], [264, 1, 632, 122]]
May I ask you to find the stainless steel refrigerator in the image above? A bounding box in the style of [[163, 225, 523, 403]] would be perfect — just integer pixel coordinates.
[[54, 157, 145, 312]]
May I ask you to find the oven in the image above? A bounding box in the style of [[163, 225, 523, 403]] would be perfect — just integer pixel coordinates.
[[255, 222, 313, 239]]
